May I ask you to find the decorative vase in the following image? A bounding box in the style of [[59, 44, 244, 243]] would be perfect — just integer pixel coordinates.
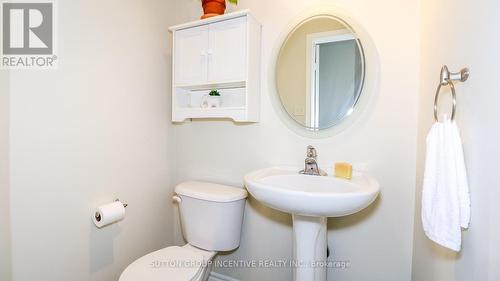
[[201, 95, 221, 108], [201, 0, 226, 19]]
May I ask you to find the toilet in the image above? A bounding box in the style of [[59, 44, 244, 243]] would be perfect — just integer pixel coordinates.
[[119, 181, 247, 281]]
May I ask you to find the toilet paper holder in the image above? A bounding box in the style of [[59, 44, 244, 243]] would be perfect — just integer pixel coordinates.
[[94, 199, 128, 222], [115, 198, 128, 208]]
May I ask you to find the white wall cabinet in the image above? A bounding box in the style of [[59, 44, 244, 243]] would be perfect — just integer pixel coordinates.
[[169, 10, 261, 122]]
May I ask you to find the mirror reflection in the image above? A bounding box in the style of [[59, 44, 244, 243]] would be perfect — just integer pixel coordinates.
[[276, 16, 365, 131]]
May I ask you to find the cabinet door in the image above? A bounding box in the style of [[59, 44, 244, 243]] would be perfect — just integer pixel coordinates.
[[174, 25, 209, 85], [208, 17, 247, 82]]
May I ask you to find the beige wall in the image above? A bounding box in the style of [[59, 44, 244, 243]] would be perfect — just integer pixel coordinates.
[[8, 1, 176, 280], [276, 18, 345, 125], [172, 1, 419, 280], [412, 0, 500, 280], [0, 69, 11, 281]]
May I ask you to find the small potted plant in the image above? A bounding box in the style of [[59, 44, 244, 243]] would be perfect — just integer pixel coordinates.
[[201, 89, 221, 108], [200, 0, 237, 19]]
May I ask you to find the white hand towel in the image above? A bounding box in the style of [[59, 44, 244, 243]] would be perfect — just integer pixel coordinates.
[[422, 120, 470, 252]]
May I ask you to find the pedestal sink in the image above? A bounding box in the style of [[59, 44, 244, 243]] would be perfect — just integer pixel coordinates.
[[244, 166, 380, 281]]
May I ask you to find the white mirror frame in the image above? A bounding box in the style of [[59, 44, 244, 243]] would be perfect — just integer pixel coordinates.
[[269, 6, 380, 138]]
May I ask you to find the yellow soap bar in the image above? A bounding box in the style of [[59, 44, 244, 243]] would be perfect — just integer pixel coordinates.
[[334, 163, 352, 180]]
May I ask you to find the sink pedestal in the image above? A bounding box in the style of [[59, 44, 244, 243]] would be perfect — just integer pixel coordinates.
[[292, 215, 327, 281], [245, 167, 380, 281]]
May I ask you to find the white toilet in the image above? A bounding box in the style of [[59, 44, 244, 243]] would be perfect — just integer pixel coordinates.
[[119, 181, 247, 281]]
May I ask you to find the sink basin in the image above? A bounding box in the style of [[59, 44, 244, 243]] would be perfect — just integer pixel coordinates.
[[244, 166, 379, 217], [244, 166, 380, 281]]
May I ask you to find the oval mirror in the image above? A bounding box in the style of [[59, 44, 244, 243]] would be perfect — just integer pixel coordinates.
[[276, 15, 365, 131]]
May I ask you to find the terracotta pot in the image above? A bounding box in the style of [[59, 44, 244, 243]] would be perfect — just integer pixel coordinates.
[[201, 0, 226, 19]]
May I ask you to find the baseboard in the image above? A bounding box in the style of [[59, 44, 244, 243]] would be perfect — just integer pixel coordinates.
[[208, 271, 241, 281]]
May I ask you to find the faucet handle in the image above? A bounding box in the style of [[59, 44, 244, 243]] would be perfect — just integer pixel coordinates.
[[306, 145, 317, 158]]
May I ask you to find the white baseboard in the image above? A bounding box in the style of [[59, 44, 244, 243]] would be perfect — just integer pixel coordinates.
[[208, 272, 241, 281]]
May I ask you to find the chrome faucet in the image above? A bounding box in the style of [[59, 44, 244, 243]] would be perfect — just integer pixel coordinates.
[[299, 145, 327, 176]]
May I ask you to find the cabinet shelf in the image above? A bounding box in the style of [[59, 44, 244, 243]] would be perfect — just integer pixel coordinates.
[[177, 106, 246, 111], [174, 80, 246, 91], [174, 107, 249, 122], [170, 10, 261, 122]]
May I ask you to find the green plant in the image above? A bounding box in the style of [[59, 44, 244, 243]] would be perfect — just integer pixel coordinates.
[[209, 89, 220, 96]]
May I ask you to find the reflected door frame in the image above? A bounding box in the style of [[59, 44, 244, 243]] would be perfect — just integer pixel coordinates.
[[305, 29, 354, 129]]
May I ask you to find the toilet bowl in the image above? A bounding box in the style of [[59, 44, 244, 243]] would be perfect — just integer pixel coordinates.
[[119, 181, 247, 281], [119, 245, 215, 281]]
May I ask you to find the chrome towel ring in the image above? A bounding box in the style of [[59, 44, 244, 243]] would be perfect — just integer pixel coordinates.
[[434, 79, 457, 121], [434, 66, 470, 122]]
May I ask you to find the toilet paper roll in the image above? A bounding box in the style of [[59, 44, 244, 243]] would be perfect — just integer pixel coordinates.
[[92, 201, 126, 228]]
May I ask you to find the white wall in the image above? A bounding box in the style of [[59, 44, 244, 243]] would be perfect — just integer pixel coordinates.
[[172, 1, 420, 280], [8, 0, 176, 280], [0, 69, 11, 281], [412, 0, 500, 280]]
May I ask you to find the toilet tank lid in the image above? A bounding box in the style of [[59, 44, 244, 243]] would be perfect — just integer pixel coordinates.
[[175, 181, 248, 202]]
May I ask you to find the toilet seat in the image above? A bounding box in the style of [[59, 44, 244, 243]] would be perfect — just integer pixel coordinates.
[[119, 246, 214, 281]]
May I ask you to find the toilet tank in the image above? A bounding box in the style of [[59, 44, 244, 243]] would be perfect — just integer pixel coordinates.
[[175, 181, 247, 252]]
